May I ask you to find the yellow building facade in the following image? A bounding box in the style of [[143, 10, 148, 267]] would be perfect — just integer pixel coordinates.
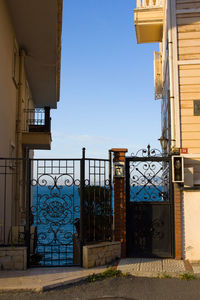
[[134, 0, 200, 260], [0, 0, 62, 247]]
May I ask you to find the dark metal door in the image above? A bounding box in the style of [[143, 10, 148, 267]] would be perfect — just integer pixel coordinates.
[[126, 146, 173, 258]]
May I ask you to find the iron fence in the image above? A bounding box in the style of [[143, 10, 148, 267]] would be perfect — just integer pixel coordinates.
[[82, 151, 113, 244], [0, 149, 113, 267], [0, 158, 27, 247]]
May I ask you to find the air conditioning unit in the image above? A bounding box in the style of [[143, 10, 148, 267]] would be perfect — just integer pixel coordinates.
[[154, 51, 163, 100], [184, 167, 194, 187]]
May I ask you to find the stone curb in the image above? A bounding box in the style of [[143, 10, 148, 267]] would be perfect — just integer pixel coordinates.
[[0, 275, 88, 293], [120, 271, 194, 278], [42, 275, 88, 292], [0, 288, 43, 293], [0, 266, 200, 293]]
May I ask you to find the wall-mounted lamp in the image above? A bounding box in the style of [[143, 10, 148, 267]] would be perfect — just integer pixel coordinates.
[[158, 136, 168, 150]]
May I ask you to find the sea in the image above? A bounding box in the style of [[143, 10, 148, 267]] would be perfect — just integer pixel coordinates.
[[32, 185, 80, 266], [31, 184, 164, 266]]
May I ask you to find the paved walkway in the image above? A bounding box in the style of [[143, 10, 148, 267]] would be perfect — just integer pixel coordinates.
[[0, 266, 107, 292], [118, 258, 187, 277], [0, 259, 199, 292]]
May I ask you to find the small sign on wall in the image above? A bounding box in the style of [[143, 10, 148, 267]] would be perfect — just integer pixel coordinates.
[[181, 148, 188, 154], [113, 162, 125, 177]]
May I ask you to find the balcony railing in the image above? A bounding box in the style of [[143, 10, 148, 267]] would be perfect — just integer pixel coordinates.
[[23, 107, 51, 133], [136, 0, 163, 8]]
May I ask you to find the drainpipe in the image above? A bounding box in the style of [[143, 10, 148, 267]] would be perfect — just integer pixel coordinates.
[[16, 49, 26, 158], [15, 49, 26, 225], [168, 0, 175, 151]]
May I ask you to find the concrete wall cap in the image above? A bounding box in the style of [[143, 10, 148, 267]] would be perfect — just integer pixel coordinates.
[[110, 148, 128, 153], [0, 247, 27, 251], [83, 241, 121, 249]]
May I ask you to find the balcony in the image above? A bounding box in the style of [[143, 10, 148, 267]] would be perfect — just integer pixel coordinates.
[[22, 107, 52, 150], [134, 0, 164, 44]]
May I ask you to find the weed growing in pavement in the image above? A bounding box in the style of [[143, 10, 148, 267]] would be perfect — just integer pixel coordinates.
[[86, 268, 130, 282], [121, 272, 131, 277], [179, 273, 196, 280], [161, 274, 172, 279]]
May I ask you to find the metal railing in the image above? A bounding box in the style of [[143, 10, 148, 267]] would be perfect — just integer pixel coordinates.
[[136, 0, 163, 8], [0, 158, 27, 246], [23, 107, 51, 132]]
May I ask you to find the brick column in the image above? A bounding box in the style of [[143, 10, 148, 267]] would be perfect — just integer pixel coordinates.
[[174, 183, 182, 259], [111, 148, 128, 258]]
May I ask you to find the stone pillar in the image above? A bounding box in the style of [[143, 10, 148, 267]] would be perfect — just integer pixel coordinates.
[[174, 183, 182, 259], [111, 148, 128, 258]]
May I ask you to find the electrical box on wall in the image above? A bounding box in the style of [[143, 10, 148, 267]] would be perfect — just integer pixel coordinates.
[[172, 156, 184, 183], [184, 167, 194, 188]]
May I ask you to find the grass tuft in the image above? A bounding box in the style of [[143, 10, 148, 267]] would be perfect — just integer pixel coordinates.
[[86, 268, 130, 282], [179, 273, 196, 280], [161, 274, 172, 279]]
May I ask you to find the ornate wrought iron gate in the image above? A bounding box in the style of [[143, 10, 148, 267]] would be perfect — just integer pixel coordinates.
[[27, 149, 112, 267], [126, 146, 174, 258]]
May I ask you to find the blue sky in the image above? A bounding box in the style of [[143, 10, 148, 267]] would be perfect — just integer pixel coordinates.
[[36, 0, 160, 159]]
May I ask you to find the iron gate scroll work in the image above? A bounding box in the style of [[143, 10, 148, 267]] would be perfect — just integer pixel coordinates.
[[126, 145, 173, 258], [29, 159, 81, 267], [28, 149, 112, 267]]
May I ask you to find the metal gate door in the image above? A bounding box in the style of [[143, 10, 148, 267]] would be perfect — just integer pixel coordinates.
[[126, 146, 174, 258], [27, 149, 112, 267], [29, 158, 81, 267]]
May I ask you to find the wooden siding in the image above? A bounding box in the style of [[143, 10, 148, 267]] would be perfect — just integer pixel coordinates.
[[177, 0, 200, 10], [179, 64, 200, 153], [177, 12, 200, 60], [176, 5, 200, 155]]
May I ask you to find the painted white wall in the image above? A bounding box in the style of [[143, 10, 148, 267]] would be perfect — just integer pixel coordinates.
[[182, 191, 200, 261]]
